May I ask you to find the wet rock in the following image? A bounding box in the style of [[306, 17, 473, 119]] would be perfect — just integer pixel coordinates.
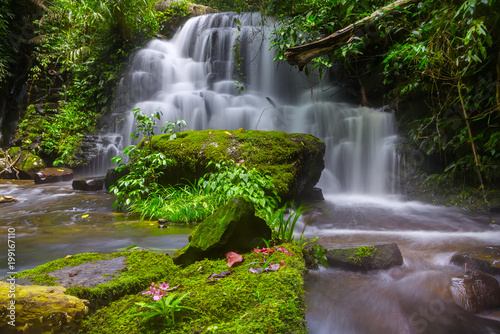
[[450, 246, 500, 275], [72, 177, 105, 191], [324, 243, 403, 271], [104, 167, 128, 190], [0, 280, 89, 333], [451, 270, 500, 313], [173, 196, 271, 266], [35, 167, 74, 184], [0, 147, 46, 179], [0, 196, 19, 203]]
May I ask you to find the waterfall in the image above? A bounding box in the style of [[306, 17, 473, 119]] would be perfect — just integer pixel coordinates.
[[101, 12, 399, 195]]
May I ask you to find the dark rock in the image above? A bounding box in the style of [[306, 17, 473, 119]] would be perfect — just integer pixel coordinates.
[[104, 167, 129, 190], [173, 196, 271, 266], [451, 270, 500, 313], [325, 243, 403, 271], [303, 187, 324, 201], [72, 177, 105, 191], [450, 246, 500, 275], [35, 167, 74, 184]]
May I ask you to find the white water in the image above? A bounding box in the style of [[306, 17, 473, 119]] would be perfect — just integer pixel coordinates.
[[104, 12, 399, 195]]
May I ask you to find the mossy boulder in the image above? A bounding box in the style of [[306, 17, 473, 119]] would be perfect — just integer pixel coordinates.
[[173, 196, 271, 266], [0, 147, 46, 179], [0, 280, 89, 333], [81, 243, 307, 334], [11, 251, 176, 312], [325, 243, 403, 271], [148, 129, 325, 201], [450, 246, 500, 275], [72, 177, 105, 191]]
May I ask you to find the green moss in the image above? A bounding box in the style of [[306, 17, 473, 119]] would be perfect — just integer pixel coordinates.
[[349, 246, 378, 264], [81, 243, 307, 334], [12, 251, 177, 308], [150, 130, 324, 200]]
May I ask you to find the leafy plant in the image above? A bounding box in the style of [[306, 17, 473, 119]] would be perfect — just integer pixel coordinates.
[[109, 109, 186, 210], [132, 292, 196, 325], [272, 204, 306, 242], [349, 246, 378, 264]]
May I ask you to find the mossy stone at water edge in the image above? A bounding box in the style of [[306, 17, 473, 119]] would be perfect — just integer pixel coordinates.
[[325, 243, 403, 271], [173, 196, 271, 266], [148, 129, 325, 201], [0, 282, 89, 333], [82, 243, 307, 334], [10, 251, 176, 312]]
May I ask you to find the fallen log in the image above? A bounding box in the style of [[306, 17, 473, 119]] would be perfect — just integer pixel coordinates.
[[285, 0, 419, 70]]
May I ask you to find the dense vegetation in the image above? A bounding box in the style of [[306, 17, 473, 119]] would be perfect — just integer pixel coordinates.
[[1, 0, 498, 206]]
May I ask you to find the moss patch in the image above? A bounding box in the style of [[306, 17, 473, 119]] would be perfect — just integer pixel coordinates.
[[149, 129, 325, 200], [11, 251, 176, 310], [81, 243, 307, 333]]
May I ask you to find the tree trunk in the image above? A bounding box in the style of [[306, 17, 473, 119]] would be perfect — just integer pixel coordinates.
[[285, 0, 419, 70]]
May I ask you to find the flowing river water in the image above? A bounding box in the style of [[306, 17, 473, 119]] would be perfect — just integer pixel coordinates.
[[1, 12, 500, 333]]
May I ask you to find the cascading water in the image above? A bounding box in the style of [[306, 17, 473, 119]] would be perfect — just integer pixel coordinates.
[[105, 12, 399, 195]]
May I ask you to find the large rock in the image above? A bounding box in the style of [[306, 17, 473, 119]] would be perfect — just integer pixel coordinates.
[[144, 130, 325, 201], [173, 196, 271, 266], [0, 280, 89, 333], [450, 246, 500, 275], [35, 167, 74, 184], [324, 243, 403, 271], [72, 177, 105, 191], [0, 147, 46, 179], [451, 270, 500, 313]]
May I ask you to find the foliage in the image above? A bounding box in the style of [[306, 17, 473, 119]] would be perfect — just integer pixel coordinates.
[[132, 292, 197, 325], [17, 0, 159, 164], [271, 204, 306, 242], [270, 0, 500, 192], [110, 109, 185, 210]]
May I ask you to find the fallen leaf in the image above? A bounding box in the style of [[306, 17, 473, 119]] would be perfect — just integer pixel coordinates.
[[226, 251, 243, 267], [81, 214, 89, 218], [249, 267, 263, 274], [207, 270, 234, 283], [275, 246, 294, 256]]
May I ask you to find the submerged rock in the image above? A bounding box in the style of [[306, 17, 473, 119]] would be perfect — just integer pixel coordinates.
[[0, 280, 89, 333], [0, 196, 19, 204], [72, 177, 105, 191], [450, 246, 500, 275], [173, 196, 271, 266], [35, 167, 74, 184], [324, 243, 403, 271], [0, 147, 46, 179], [451, 270, 500, 313]]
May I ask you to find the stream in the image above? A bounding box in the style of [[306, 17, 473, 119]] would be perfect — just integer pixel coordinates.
[[1, 181, 500, 333]]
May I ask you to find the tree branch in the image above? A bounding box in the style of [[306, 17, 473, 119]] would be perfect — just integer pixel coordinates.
[[285, 0, 419, 70]]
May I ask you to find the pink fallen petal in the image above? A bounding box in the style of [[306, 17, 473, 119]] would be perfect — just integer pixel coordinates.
[[226, 251, 244, 267], [249, 267, 263, 274], [276, 246, 294, 256], [265, 263, 281, 272]]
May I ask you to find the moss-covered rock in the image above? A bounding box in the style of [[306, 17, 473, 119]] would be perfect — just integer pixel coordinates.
[[81, 243, 307, 334], [325, 243, 403, 271], [0, 147, 46, 179], [0, 280, 89, 333], [173, 196, 271, 266], [11, 251, 177, 312], [147, 129, 325, 201]]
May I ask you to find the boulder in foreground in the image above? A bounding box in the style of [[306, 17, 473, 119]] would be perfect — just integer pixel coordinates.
[[173, 196, 271, 266], [35, 167, 74, 184]]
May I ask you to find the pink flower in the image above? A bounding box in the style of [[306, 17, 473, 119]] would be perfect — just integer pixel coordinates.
[[158, 282, 169, 290]]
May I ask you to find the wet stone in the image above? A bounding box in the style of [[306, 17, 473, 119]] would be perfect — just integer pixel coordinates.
[[450, 246, 500, 275], [72, 177, 105, 191], [35, 167, 74, 184], [451, 270, 500, 313]]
